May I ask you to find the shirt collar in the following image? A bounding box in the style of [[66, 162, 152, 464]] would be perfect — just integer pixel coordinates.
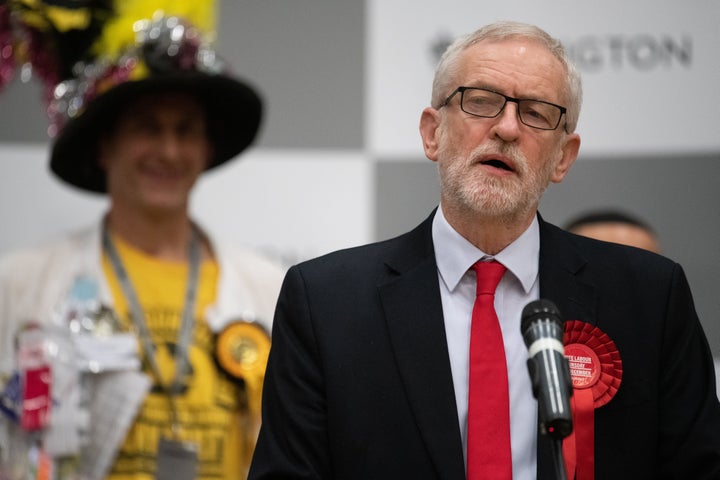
[[432, 206, 539, 294]]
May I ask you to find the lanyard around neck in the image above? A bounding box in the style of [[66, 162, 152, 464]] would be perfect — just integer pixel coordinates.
[[101, 225, 201, 401]]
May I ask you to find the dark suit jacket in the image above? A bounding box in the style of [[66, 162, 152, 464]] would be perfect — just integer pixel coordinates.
[[249, 212, 720, 479]]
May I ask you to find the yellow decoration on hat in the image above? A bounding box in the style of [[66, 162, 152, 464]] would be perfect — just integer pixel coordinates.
[[92, 0, 217, 61]]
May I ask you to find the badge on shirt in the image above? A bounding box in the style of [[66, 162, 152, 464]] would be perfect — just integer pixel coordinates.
[[214, 321, 271, 383], [156, 437, 198, 480]]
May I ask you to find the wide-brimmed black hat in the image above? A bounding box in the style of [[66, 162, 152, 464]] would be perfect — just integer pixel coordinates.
[[50, 70, 262, 193], [3, 1, 262, 193]]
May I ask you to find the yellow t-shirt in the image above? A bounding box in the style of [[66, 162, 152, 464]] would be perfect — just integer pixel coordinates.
[[102, 236, 253, 480]]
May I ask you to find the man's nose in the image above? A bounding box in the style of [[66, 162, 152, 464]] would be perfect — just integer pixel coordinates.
[[490, 101, 522, 141]]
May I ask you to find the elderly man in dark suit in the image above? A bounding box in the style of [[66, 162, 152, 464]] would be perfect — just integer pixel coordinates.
[[249, 21, 720, 480]]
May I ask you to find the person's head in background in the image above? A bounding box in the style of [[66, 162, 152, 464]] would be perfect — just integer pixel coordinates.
[[565, 209, 661, 254]]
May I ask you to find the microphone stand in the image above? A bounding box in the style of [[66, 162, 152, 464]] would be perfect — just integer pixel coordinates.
[[520, 300, 574, 480], [549, 436, 567, 480], [537, 389, 572, 480]]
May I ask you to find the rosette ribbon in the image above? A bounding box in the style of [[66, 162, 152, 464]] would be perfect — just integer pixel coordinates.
[[562, 320, 623, 480]]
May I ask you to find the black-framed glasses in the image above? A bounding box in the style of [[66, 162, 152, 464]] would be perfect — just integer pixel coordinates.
[[441, 86, 567, 131]]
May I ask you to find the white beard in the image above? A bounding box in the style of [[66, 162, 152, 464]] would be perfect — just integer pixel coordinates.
[[437, 135, 557, 222]]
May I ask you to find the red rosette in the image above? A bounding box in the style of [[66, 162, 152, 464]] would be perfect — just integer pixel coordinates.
[[562, 320, 623, 480], [563, 320, 622, 408]]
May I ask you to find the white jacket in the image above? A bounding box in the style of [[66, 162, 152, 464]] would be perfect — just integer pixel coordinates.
[[0, 220, 286, 375]]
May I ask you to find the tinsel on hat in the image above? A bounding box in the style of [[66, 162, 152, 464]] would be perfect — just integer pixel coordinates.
[[0, 0, 221, 136]]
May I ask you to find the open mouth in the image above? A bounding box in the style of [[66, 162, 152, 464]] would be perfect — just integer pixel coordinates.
[[480, 159, 513, 171]]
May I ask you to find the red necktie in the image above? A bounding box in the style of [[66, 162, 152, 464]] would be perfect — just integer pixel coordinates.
[[467, 260, 512, 480]]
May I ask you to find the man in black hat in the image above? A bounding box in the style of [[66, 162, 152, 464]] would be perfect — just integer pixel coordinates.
[[0, 4, 283, 479]]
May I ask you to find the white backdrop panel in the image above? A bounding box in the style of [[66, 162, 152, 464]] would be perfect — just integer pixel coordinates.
[[367, 0, 720, 158]]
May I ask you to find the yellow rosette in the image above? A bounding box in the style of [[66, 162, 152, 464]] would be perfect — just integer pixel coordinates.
[[215, 321, 271, 416]]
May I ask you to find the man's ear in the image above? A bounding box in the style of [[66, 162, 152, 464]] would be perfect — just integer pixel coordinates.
[[419, 107, 442, 162], [550, 132, 580, 183]]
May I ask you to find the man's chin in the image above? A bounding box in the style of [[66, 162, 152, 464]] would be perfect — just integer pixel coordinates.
[[140, 195, 188, 215], [464, 193, 536, 221]]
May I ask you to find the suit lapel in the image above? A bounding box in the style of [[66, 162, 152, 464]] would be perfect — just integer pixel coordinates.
[[538, 218, 597, 327], [378, 214, 466, 480], [536, 218, 597, 480]]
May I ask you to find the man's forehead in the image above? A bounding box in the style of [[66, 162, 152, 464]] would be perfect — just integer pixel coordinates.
[[457, 39, 564, 92], [462, 37, 557, 65]]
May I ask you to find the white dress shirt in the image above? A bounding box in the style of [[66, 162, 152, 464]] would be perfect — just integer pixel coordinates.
[[432, 206, 540, 480]]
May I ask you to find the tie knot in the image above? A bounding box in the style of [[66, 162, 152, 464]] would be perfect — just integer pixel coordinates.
[[472, 260, 506, 296]]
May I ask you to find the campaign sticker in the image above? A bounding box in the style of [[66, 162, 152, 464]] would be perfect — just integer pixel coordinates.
[[564, 343, 600, 389]]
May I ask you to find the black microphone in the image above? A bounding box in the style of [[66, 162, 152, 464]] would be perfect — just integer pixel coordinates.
[[521, 299, 573, 439]]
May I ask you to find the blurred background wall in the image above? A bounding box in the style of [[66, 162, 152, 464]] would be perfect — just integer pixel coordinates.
[[1, 0, 719, 356]]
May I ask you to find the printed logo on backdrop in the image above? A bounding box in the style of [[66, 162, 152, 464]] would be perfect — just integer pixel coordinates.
[[565, 34, 692, 72], [428, 33, 693, 73]]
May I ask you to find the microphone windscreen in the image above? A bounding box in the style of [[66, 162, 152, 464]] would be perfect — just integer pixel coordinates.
[[521, 299, 562, 334]]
